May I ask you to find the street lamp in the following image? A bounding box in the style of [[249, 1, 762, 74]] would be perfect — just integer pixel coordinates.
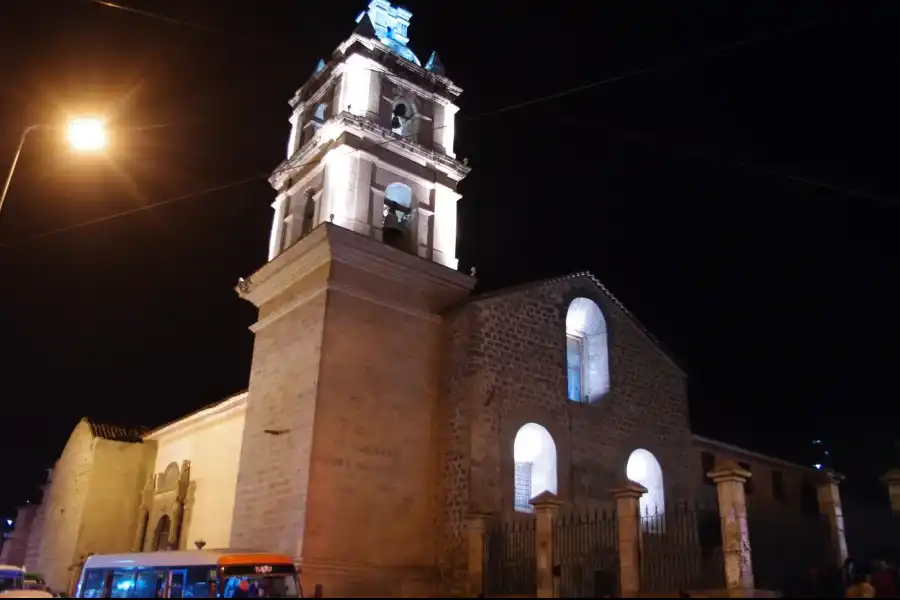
[[0, 117, 108, 217]]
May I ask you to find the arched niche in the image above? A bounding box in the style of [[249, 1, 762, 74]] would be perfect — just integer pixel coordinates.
[[512, 423, 558, 512], [382, 182, 414, 251], [565, 297, 610, 403], [152, 514, 171, 551], [626, 448, 665, 528]]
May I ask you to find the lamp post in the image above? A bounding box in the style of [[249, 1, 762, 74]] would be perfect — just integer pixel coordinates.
[[0, 117, 108, 217]]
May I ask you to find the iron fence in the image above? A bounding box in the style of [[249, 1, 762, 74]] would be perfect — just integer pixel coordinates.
[[484, 515, 536, 596], [747, 500, 832, 592], [639, 501, 725, 593], [554, 507, 619, 597], [843, 501, 900, 564]]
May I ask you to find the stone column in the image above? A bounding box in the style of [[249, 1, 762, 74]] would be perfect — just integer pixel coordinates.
[[133, 474, 156, 552], [169, 460, 191, 550], [530, 491, 563, 599], [881, 468, 900, 513], [611, 479, 647, 598], [707, 460, 754, 596], [465, 512, 491, 597], [816, 470, 848, 567]]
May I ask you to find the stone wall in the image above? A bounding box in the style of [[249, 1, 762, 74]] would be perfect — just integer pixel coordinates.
[[33, 420, 95, 592], [0, 504, 38, 567], [75, 438, 154, 558], [146, 395, 246, 550], [439, 274, 694, 588], [692, 435, 818, 512], [229, 268, 328, 558]]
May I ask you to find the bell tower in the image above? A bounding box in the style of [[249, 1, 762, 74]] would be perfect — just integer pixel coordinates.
[[267, 0, 469, 268], [230, 3, 476, 596]]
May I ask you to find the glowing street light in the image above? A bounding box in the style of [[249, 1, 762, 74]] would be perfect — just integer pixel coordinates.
[[0, 116, 110, 217], [66, 117, 108, 152]]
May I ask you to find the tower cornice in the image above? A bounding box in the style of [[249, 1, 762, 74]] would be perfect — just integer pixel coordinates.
[[270, 111, 470, 189]]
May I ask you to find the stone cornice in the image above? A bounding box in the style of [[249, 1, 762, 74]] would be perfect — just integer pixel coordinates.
[[270, 112, 470, 188], [236, 223, 475, 313]]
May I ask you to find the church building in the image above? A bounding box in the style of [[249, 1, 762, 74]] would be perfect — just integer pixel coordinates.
[[13, 2, 818, 596]]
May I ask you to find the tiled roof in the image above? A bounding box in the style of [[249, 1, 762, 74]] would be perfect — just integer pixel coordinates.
[[85, 420, 146, 443]]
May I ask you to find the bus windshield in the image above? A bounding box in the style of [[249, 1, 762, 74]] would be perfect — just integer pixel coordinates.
[[0, 569, 24, 592], [221, 565, 301, 598]]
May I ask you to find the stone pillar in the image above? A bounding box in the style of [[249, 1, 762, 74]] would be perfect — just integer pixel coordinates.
[[816, 470, 848, 567], [881, 468, 900, 513], [530, 491, 562, 599], [465, 512, 491, 597], [133, 474, 156, 552], [707, 460, 754, 596], [169, 460, 191, 550], [611, 480, 646, 598]]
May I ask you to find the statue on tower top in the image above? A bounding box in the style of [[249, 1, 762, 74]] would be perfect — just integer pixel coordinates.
[[355, 0, 421, 66]]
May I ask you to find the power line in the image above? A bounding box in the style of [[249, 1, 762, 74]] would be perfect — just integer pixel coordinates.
[[566, 118, 900, 209], [0, 9, 858, 247], [89, 0, 291, 50]]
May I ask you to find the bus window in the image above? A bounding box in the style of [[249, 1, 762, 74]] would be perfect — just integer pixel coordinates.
[[79, 568, 107, 598], [135, 569, 167, 598], [221, 569, 300, 598], [0, 570, 24, 592], [183, 566, 217, 598], [110, 569, 137, 598]]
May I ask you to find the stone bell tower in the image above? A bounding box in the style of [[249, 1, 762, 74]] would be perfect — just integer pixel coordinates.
[[229, 2, 475, 596]]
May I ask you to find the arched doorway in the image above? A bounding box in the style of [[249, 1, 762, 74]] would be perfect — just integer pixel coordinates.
[[152, 515, 171, 551], [512, 423, 558, 512]]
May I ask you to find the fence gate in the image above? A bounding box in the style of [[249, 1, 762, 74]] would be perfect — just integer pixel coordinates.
[[554, 507, 619, 598], [747, 501, 832, 592], [484, 516, 536, 596], [639, 501, 725, 594]]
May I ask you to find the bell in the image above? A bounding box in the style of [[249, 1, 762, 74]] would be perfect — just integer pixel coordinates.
[[391, 115, 401, 129]]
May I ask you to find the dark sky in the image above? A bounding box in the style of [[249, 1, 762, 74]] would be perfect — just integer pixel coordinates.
[[0, 0, 897, 518]]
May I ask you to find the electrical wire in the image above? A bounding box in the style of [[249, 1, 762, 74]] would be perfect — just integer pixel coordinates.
[[0, 6, 868, 248]]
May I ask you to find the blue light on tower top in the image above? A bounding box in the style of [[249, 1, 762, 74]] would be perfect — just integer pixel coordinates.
[[355, 0, 421, 66]]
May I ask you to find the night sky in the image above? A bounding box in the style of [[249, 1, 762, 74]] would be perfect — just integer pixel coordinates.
[[1, 0, 898, 520]]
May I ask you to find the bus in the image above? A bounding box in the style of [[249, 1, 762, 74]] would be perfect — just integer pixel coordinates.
[[73, 550, 302, 598], [0, 564, 25, 592]]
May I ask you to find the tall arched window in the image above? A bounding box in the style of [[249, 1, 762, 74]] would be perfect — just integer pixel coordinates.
[[152, 514, 171, 551], [627, 448, 665, 531], [512, 423, 558, 512], [565, 297, 610, 403]]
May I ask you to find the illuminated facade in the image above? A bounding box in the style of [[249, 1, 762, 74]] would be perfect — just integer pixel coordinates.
[[15, 3, 822, 597]]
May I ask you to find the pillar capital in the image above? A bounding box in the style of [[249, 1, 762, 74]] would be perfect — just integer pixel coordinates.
[[464, 511, 493, 531], [816, 469, 845, 486], [707, 459, 751, 484], [610, 478, 647, 500], [529, 490, 563, 513]]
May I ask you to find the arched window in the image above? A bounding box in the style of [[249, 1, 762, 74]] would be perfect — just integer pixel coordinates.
[[390, 99, 418, 139], [313, 102, 327, 121], [512, 423, 558, 512], [565, 297, 610, 403], [626, 448, 665, 530], [382, 182, 414, 251], [137, 511, 150, 552], [152, 514, 171, 551]]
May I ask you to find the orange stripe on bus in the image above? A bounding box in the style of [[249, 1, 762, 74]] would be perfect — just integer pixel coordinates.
[[218, 554, 295, 567]]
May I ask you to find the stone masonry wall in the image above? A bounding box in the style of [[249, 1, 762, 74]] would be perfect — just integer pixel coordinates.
[[34, 420, 95, 593], [439, 274, 695, 586], [75, 439, 154, 559], [301, 269, 446, 596], [23, 489, 47, 573], [229, 272, 327, 557]]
